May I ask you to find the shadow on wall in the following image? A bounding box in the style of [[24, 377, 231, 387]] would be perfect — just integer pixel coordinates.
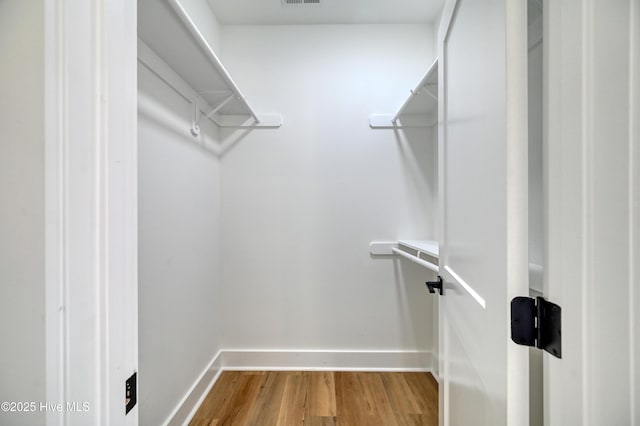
[[396, 258, 437, 349], [138, 91, 222, 158], [364, 250, 436, 352], [219, 127, 255, 158], [394, 127, 437, 195], [138, 85, 258, 159], [393, 126, 439, 236]]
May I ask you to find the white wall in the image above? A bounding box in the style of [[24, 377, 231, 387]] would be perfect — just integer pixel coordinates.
[[219, 25, 439, 357], [0, 1, 45, 425], [138, 62, 222, 424]]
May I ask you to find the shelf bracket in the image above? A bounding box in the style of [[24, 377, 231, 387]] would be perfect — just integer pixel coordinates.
[[390, 87, 438, 125], [369, 114, 437, 129], [191, 93, 236, 137], [420, 87, 438, 102]]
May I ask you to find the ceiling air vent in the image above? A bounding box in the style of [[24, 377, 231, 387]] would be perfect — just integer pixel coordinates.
[[282, 0, 321, 6]]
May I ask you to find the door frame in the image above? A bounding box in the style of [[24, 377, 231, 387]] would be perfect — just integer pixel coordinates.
[[543, 0, 639, 424], [44, 0, 138, 424]]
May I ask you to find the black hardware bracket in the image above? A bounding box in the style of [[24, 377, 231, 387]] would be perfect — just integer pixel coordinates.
[[126, 372, 137, 414], [511, 296, 562, 358], [425, 276, 443, 295]]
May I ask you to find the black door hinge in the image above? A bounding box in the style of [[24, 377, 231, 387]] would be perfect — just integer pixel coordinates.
[[125, 372, 137, 414], [511, 296, 562, 358]]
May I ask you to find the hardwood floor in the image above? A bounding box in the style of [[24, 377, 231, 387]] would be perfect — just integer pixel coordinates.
[[190, 371, 438, 426]]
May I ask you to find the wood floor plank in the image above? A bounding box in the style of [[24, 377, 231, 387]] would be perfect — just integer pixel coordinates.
[[217, 373, 266, 425], [335, 372, 388, 425], [402, 372, 438, 420], [360, 373, 399, 426], [189, 419, 218, 426], [306, 371, 336, 417], [380, 372, 423, 415], [245, 371, 289, 425], [394, 414, 437, 426], [190, 371, 241, 421], [276, 372, 309, 425], [190, 371, 438, 426], [305, 416, 337, 425]]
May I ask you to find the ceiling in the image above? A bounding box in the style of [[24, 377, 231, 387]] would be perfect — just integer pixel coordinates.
[[206, 0, 445, 25]]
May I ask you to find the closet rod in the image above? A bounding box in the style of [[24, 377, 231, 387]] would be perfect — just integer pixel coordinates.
[[167, 0, 261, 124], [138, 47, 222, 125], [391, 248, 439, 273]]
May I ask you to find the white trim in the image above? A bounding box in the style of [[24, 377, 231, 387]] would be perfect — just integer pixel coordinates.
[[581, 1, 595, 422], [44, 0, 138, 423], [628, 0, 639, 420], [163, 351, 224, 426], [102, 0, 139, 423], [545, 0, 640, 422], [505, 0, 530, 423], [221, 349, 435, 372], [44, 0, 65, 424], [437, 0, 457, 282], [628, 1, 639, 422]]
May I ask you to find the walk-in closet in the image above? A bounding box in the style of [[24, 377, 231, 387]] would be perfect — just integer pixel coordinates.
[[138, 0, 440, 423], [3, 0, 638, 424]]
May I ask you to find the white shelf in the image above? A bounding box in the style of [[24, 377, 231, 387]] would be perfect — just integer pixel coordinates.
[[397, 240, 439, 258], [369, 240, 439, 273], [369, 59, 438, 129], [138, 0, 282, 131]]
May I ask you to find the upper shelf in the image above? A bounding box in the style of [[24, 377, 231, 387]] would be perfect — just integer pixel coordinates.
[[369, 59, 438, 129], [138, 0, 281, 131], [397, 240, 439, 258], [369, 240, 439, 273]]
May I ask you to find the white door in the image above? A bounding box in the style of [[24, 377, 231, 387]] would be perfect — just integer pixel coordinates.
[[437, 0, 530, 425], [544, 0, 640, 424]]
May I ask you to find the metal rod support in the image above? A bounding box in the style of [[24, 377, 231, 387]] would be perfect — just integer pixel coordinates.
[[198, 94, 235, 125]]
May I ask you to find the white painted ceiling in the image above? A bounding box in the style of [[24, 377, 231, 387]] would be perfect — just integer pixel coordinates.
[[207, 0, 445, 25]]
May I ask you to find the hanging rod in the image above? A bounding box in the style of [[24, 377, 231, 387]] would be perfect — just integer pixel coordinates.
[[391, 248, 439, 273], [167, 0, 260, 124]]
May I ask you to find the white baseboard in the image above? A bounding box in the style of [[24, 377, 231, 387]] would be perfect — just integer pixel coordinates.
[[221, 349, 435, 372], [164, 350, 223, 426], [165, 349, 436, 425]]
